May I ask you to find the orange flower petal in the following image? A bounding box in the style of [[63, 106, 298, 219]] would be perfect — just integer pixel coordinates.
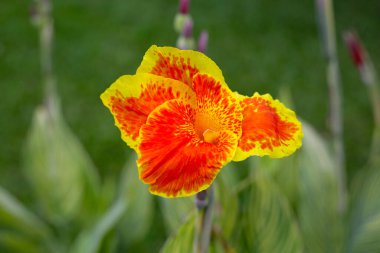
[[138, 99, 238, 198], [136, 45, 226, 88], [100, 73, 195, 150], [192, 73, 243, 138], [233, 93, 303, 161]]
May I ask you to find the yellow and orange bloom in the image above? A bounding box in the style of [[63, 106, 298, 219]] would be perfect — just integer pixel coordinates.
[[101, 45, 303, 198]]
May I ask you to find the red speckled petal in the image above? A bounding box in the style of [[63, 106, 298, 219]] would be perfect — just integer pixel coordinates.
[[233, 93, 303, 161], [136, 45, 225, 88], [138, 99, 238, 198], [192, 73, 242, 138], [100, 73, 195, 151]]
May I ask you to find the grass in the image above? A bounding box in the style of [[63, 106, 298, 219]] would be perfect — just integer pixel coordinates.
[[0, 0, 379, 198]]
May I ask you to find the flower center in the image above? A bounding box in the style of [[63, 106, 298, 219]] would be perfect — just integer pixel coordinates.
[[194, 112, 220, 143]]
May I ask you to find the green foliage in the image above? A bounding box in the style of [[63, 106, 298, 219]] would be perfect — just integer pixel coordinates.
[[347, 129, 380, 253], [244, 167, 303, 253], [252, 154, 299, 209], [23, 102, 100, 224], [118, 156, 153, 244], [4, 85, 380, 253], [160, 195, 194, 234], [70, 198, 126, 253], [160, 214, 195, 253], [0, 187, 53, 252], [0, 187, 50, 240], [298, 122, 344, 253], [2, 99, 153, 252], [214, 164, 239, 239], [0, 231, 44, 253], [348, 163, 380, 253]]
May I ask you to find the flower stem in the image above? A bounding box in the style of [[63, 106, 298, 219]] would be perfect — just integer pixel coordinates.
[[33, 0, 58, 112], [193, 186, 214, 253], [343, 31, 380, 163], [369, 79, 380, 127], [315, 0, 347, 213]]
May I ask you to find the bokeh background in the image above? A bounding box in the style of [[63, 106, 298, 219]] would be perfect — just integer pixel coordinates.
[[1, 0, 379, 252]]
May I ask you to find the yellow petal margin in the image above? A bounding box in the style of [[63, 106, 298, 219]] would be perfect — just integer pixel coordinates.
[[100, 73, 195, 151], [233, 93, 303, 161], [136, 45, 226, 88]]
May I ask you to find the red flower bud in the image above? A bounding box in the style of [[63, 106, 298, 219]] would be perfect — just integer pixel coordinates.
[[179, 0, 190, 14], [343, 31, 364, 68]]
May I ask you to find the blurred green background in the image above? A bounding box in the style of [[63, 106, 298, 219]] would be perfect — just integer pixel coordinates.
[[1, 0, 379, 252]]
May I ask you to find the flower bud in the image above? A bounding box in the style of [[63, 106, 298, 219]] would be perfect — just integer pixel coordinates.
[[174, 13, 192, 34], [176, 36, 195, 50], [343, 31, 376, 86], [343, 31, 364, 68], [195, 189, 208, 209], [176, 18, 195, 49], [198, 30, 209, 53], [182, 18, 193, 38], [179, 0, 190, 14]]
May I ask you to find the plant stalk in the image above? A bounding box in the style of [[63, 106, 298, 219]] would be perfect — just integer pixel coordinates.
[[193, 186, 214, 253], [364, 63, 380, 127], [34, 0, 57, 112], [362, 54, 380, 161], [315, 0, 347, 213]]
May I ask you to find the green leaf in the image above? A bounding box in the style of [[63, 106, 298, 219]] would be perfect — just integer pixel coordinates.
[[209, 238, 226, 253], [245, 167, 303, 253], [160, 214, 195, 253], [251, 154, 299, 209], [347, 128, 380, 253], [118, 155, 154, 244], [214, 164, 239, 238], [0, 231, 43, 253], [23, 104, 100, 223], [160, 194, 194, 233], [209, 226, 237, 253], [69, 197, 127, 253], [0, 186, 50, 240], [298, 122, 343, 253], [368, 127, 380, 165]]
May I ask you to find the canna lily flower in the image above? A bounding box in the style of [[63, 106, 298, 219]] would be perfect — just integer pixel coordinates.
[[101, 45, 303, 198]]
